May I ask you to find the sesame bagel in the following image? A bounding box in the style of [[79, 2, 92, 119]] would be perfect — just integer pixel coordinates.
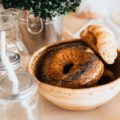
[[36, 40, 104, 88]]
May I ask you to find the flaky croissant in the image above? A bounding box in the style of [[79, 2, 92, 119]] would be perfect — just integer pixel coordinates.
[[80, 24, 117, 64]]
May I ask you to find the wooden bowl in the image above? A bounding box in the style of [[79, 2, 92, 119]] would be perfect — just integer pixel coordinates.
[[28, 41, 120, 110]]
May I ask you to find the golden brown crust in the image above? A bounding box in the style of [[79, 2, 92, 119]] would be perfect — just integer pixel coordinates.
[[36, 40, 104, 88], [80, 24, 117, 64]]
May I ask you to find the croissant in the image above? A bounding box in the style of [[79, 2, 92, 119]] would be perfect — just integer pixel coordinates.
[[80, 24, 117, 64]]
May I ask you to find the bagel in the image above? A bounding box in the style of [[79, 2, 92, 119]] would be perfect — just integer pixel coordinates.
[[36, 40, 104, 88], [80, 24, 117, 64]]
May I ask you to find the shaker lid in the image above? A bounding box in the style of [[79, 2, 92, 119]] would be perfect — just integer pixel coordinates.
[[0, 72, 37, 100], [0, 52, 21, 70]]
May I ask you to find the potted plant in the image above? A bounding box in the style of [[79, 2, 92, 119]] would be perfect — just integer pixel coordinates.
[[2, 0, 81, 54]]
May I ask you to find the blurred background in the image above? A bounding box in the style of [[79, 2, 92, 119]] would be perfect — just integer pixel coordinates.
[[0, 1, 120, 120]]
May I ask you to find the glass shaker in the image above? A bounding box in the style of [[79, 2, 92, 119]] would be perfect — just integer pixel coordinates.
[[0, 9, 29, 71], [0, 72, 41, 120]]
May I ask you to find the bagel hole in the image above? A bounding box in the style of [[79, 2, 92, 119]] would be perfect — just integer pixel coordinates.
[[63, 63, 74, 74]]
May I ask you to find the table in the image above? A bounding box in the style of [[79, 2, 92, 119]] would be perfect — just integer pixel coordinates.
[[40, 94, 120, 120]]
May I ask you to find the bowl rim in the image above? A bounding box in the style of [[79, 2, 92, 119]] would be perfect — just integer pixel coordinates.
[[28, 39, 120, 93]]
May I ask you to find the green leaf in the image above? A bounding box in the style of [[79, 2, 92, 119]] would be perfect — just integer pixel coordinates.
[[2, 0, 81, 20]]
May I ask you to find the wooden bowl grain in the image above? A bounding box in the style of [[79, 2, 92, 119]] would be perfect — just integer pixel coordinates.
[[28, 41, 120, 110]]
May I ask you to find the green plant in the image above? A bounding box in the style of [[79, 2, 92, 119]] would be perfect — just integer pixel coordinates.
[[2, 0, 81, 20]]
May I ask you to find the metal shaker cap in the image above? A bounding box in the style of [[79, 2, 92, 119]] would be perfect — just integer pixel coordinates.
[[0, 52, 21, 71]]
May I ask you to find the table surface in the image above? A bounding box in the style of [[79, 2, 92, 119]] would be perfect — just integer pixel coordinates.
[[40, 93, 120, 120], [0, 4, 120, 120]]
